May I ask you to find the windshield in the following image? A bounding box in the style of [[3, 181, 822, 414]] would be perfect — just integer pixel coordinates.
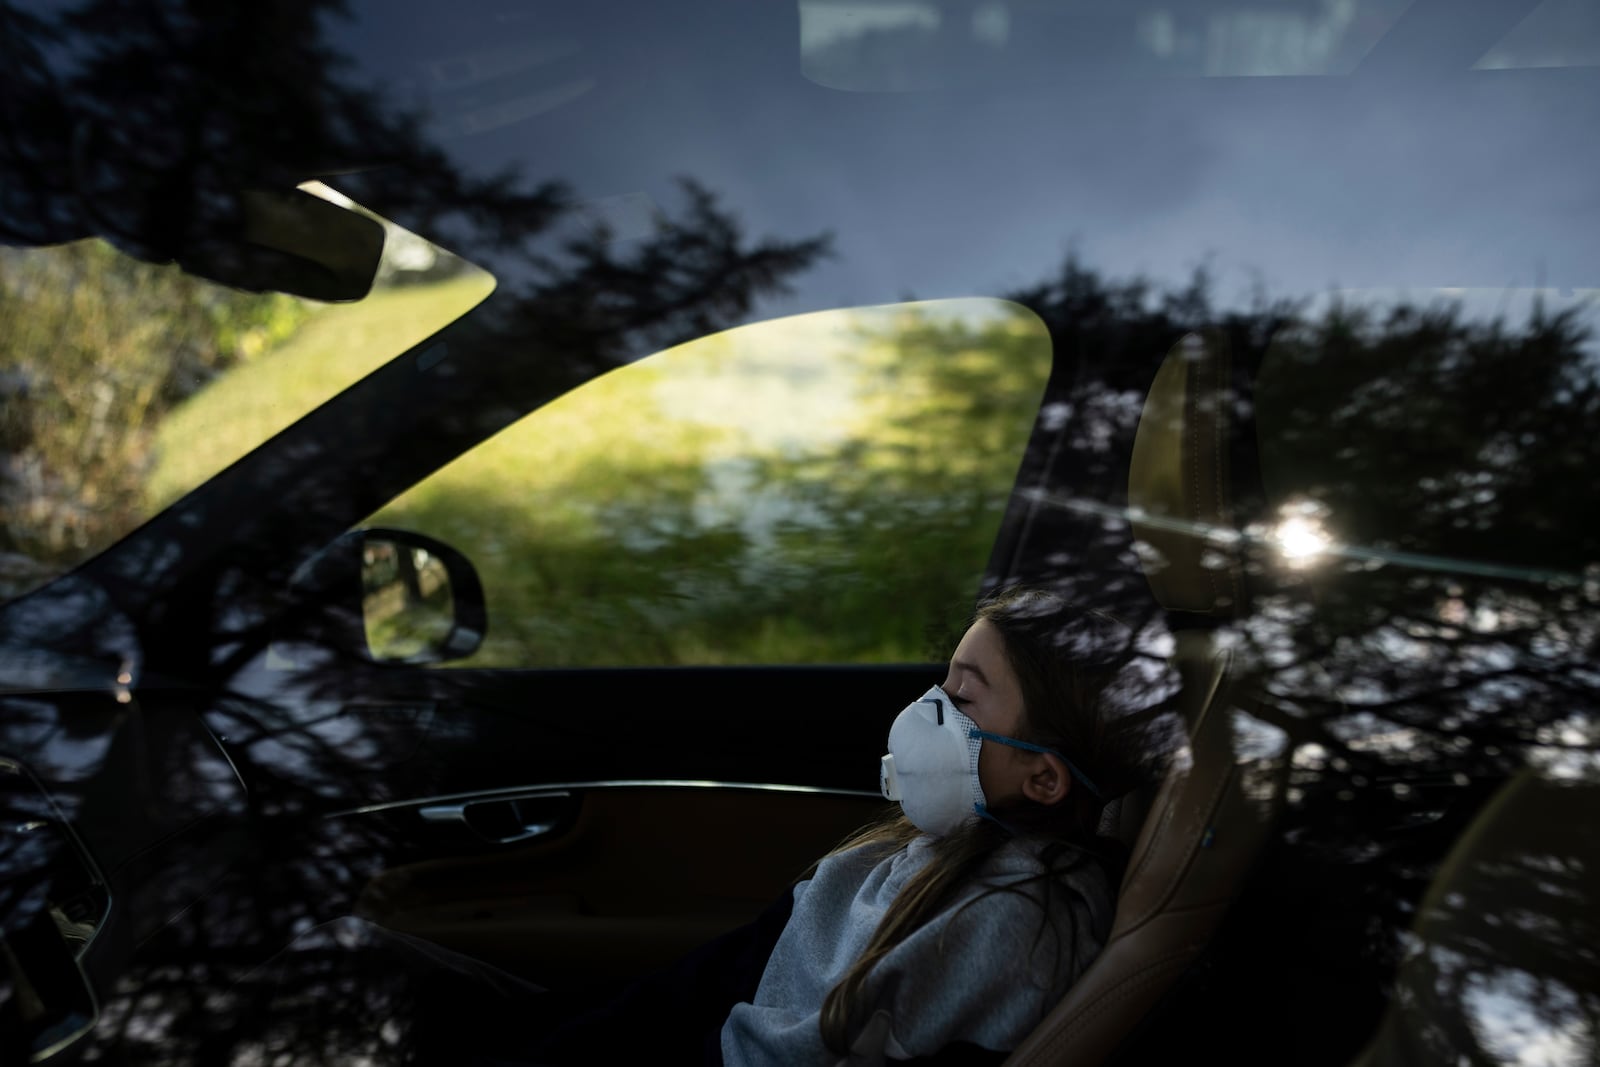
[[0, 199, 493, 603], [6, 2, 1593, 609]]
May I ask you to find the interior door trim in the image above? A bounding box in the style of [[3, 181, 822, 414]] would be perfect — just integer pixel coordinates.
[[325, 778, 882, 819]]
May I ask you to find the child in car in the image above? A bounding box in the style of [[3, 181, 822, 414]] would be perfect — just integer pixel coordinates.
[[499, 585, 1161, 1066]]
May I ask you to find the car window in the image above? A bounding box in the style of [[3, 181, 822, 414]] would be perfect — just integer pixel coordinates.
[[360, 298, 1052, 667], [0, 188, 493, 604], [992, 268, 1600, 1062], [3, 2, 1599, 1065]]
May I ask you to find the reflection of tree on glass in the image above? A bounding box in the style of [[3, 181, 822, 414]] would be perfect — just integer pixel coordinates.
[[981, 258, 1600, 1062], [1, 5, 840, 1063]]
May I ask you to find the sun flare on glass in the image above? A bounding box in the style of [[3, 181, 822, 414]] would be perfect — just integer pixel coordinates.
[[1274, 513, 1331, 568]]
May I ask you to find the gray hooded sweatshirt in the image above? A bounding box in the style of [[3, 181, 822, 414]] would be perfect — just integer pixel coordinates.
[[720, 832, 1114, 1067]]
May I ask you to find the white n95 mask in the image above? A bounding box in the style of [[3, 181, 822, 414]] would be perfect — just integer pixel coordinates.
[[879, 684, 1105, 836], [879, 685, 988, 836]]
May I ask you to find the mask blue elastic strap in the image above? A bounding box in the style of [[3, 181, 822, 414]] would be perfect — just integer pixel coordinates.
[[968, 727, 1104, 800]]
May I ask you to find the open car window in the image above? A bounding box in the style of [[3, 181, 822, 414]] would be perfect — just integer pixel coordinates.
[[359, 298, 1052, 667]]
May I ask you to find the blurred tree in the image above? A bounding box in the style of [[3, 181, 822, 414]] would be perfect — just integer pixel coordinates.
[[0, 240, 309, 588]]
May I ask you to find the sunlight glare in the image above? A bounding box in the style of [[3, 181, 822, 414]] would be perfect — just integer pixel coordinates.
[[1274, 512, 1331, 568]]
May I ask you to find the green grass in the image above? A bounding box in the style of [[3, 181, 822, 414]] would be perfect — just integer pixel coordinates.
[[147, 273, 495, 509]]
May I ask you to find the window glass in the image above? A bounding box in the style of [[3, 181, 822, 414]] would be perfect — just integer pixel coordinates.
[[362, 298, 1052, 667], [1475, 0, 1600, 70], [0, 187, 494, 604], [797, 0, 1414, 91], [991, 266, 1600, 1060]]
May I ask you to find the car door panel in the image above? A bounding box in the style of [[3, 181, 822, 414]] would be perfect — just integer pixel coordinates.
[[218, 663, 930, 812], [346, 785, 888, 987], [184, 660, 923, 988]]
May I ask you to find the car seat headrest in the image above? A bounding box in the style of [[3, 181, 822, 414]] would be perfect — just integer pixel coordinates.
[[1127, 330, 1245, 619]]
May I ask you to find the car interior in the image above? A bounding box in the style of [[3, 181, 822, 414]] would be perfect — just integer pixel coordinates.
[[4, 3, 1598, 1064], [327, 295, 1600, 1065], [1003, 328, 1288, 1064], [337, 323, 1297, 1062]]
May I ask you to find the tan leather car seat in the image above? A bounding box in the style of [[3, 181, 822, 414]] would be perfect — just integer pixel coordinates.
[[1005, 330, 1288, 1065], [1348, 766, 1600, 1067]]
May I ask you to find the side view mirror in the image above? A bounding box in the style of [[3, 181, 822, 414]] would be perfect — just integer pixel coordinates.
[[287, 528, 487, 665]]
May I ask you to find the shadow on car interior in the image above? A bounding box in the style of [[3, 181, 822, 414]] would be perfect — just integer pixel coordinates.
[[1005, 314, 1600, 1064], [998, 328, 1287, 1065]]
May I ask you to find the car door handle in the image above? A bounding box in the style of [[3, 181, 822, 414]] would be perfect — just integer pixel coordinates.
[[418, 791, 574, 844]]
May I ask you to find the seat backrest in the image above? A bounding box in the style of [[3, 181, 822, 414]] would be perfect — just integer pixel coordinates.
[[1006, 330, 1287, 1066], [1348, 767, 1600, 1067]]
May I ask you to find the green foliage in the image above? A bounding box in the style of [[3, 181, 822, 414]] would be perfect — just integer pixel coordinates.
[[366, 299, 1053, 667], [0, 236, 495, 601], [0, 239, 312, 585]]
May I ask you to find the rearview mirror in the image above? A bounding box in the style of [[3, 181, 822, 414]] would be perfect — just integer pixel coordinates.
[[176, 187, 386, 303]]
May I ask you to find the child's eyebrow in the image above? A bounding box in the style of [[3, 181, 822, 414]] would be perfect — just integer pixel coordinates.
[[951, 658, 990, 687]]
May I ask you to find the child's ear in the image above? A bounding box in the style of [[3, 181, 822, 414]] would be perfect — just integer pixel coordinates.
[[1022, 752, 1072, 806]]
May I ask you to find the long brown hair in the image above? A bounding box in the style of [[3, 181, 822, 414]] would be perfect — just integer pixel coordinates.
[[815, 585, 1163, 1053]]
